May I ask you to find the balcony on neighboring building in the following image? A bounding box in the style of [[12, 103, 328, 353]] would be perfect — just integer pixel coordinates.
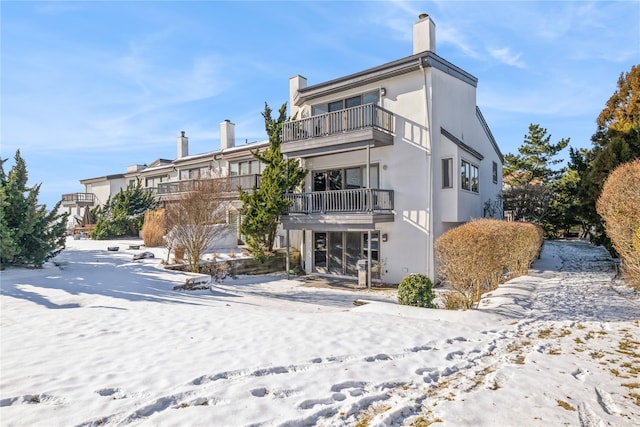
[[155, 174, 261, 201], [281, 104, 394, 158], [61, 193, 95, 207], [281, 188, 395, 231]]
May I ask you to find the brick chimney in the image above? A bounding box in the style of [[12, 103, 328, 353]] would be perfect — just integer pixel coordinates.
[[413, 13, 436, 54], [177, 130, 188, 159], [220, 120, 235, 150]]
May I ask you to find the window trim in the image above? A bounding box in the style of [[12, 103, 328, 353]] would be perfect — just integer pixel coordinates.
[[461, 159, 479, 193], [442, 157, 453, 189]]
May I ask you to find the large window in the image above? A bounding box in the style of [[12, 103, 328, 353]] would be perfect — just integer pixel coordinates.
[[442, 158, 453, 189], [312, 91, 380, 116], [313, 165, 379, 191], [461, 160, 479, 193]]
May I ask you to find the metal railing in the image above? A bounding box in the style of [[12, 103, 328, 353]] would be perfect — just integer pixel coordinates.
[[61, 193, 95, 204], [282, 104, 394, 143], [284, 189, 394, 214], [156, 174, 261, 195]]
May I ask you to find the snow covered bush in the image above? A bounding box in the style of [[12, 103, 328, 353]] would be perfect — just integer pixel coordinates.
[[597, 159, 640, 289], [397, 274, 437, 308]]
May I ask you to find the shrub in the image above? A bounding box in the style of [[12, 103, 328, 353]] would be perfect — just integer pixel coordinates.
[[397, 274, 437, 308], [441, 291, 467, 310], [435, 219, 543, 309], [597, 159, 640, 289], [141, 209, 166, 247]]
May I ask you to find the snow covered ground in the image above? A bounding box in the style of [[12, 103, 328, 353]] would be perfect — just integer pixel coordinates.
[[1, 238, 639, 427]]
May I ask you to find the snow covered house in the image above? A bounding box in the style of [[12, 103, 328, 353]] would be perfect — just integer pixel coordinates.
[[62, 14, 503, 284]]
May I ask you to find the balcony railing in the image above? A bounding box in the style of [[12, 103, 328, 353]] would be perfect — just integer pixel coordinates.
[[284, 189, 394, 214], [61, 193, 95, 205], [156, 174, 261, 195], [282, 104, 394, 143]]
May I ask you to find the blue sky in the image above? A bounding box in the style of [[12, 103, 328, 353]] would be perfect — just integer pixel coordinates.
[[2, 1, 639, 209]]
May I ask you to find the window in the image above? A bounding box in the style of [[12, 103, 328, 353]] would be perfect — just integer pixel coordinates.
[[461, 160, 479, 193], [442, 158, 453, 188], [312, 165, 379, 191], [312, 91, 380, 116], [145, 175, 165, 188], [492, 161, 498, 184], [230, 160, 264, 176]]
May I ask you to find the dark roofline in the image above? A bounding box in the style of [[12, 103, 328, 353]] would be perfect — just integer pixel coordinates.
[[441, 127, 484, 161], [476, 107, 504, 163], [295, 51, 478, 104]]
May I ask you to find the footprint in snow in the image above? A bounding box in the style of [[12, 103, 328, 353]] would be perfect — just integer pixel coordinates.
[[595, 386, 620, 415], [571, 368, 589, 381], [578, 402, 605, 427]]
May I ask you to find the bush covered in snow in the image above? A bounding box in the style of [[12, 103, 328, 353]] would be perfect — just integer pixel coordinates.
[[397, 274, 437, 308]]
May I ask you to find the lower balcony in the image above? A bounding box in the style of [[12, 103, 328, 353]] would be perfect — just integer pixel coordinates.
[[281, 188, 394, 231], [61, 193, 95, 207]]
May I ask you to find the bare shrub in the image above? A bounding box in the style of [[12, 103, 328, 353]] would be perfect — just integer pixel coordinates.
[[141, 209, 166, 247], [502, 221, 544, 277], [441, 291, 467, 310], [597, 159, 640, 289], [435, 219, 543, 309], [165, 179, 232, 273]]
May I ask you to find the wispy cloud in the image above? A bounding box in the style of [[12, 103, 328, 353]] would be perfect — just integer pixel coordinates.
[[487, 47, 526, 68]]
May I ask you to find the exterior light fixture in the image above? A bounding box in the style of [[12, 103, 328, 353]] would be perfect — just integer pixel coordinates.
[[382, 233, 388, 242], [380, 87, 387, 96]]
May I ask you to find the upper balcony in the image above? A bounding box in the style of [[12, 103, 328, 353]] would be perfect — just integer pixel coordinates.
[[281, 104, 394, 158], [155, 174, 261, 201], [61, 193, 95, 207]]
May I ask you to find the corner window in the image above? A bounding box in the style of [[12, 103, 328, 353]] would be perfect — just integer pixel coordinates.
[[442, 158, 453, 189], [461, 160, 479, 193]]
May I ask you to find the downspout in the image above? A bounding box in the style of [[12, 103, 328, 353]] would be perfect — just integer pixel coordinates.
[[367, 140, 372, 289], [420, 57, 435, 280]]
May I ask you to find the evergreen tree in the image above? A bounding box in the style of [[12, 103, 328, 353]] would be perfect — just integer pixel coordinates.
[[503, 124, 569, 235], [239, 102, 306, 261], [503, 123, 570, 187], [0, 150, 69, 268], [91, 180, 159, 239], [571, 65, 640, 249]]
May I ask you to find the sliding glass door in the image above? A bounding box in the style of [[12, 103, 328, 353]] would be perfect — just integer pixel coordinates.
[[313, 231, 379, 278]]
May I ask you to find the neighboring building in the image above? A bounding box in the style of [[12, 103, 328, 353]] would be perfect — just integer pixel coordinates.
[[62, 14, 503, 284], [61, 123, 268, 240]]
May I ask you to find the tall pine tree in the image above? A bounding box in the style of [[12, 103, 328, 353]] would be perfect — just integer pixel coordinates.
[[0, 150, 68, 268], [503, 124, 569, 235], [239, 102, 306, 261]]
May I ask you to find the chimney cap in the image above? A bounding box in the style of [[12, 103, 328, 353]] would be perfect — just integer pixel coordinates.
[[418, 13, 429, 19], [180, 130, 186, 137]]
